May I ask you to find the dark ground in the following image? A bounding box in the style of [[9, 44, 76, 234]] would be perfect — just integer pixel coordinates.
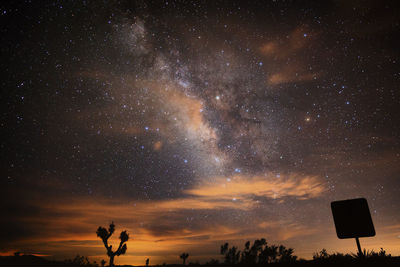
[[1, 255, 400, 267]]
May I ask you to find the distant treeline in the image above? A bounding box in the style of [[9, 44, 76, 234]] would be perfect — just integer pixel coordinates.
[[1, 240, 399, 267]]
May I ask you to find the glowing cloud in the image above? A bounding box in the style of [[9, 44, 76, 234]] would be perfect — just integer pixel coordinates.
[[260, 26, 319, 85], [186, 174, 326, 201]]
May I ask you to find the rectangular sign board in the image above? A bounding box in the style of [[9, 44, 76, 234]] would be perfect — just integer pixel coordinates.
[[331, 198, 375, 239]]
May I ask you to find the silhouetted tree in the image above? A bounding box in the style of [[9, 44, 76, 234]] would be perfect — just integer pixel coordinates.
[[146, 258, 150, 266], [241, 241, 251, 264], [251, 239, 266, 263], [278, 245, 297, 263], [96, 222, 129, 266], [101, 259, 106, 267], [259, 244, 278, 263], [220, 243, 240, 264], [241, 239, 267, 264], [180, 253, 189, 265]]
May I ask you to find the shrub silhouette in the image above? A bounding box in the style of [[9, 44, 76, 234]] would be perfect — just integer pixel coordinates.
[[377, 247, 391, 258], [221, 239, 297, 264], [180, 253, 189, 265], [96, 222, 129, 266], [64, 254, 98, 266], [312, 247, 393, 265], [351, 247, 392, 259]]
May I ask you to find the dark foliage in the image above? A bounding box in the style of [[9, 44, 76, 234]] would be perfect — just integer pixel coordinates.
[[1, 240, 398, 267], [0, 254, 99, 267], [221, 239, 296, 264], [0, 252, 399, 267], [310, 247, 396, 266], [64, 255, 99, 266]]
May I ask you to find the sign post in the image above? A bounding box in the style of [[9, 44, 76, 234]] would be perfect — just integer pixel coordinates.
[[331, 198, 375, 256], [355, 237, 362, 256]]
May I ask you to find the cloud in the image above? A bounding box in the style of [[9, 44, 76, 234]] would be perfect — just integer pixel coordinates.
[[1, 172, 326, 264], [268, 65, 317, 85], [186, 174, 326, 201], [260, 26, 310, 59], [260, 26, 319, 85], [384, 224, 400, 230], [1, 197, 322, 264]]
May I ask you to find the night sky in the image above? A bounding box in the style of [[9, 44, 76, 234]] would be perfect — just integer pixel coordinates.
[[1, 0, 400, 265]]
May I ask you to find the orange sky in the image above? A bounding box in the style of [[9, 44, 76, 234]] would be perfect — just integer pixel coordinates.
[[3, 175, 400, 265]]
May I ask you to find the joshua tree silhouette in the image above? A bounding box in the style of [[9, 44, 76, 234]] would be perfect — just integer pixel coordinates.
[[146, 258, 149, 266], [180, 253, 189, 265], [96, 222, 129, 266]]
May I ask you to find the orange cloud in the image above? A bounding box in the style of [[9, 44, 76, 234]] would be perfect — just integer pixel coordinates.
[[260, 25, 319, 85], [186, 174, 326, 201], [260, 26, 310, 59], [3, 172, 327, 265], [3, 198, 242, 265], [5, 199, 321, 265], [268, 65, 317, 85], [7, 180, 400, 266]]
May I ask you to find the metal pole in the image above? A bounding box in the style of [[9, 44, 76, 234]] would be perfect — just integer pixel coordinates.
[[355, 237, 363, 257]]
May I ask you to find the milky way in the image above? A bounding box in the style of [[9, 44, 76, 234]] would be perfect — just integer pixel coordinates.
[[2, 0, 400, 264]]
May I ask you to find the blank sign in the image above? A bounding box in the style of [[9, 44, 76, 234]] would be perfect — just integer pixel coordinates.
[[331, 198, 375, 239]]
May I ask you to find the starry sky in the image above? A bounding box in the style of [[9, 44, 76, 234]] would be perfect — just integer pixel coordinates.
[[1, 0, 400, 265]]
